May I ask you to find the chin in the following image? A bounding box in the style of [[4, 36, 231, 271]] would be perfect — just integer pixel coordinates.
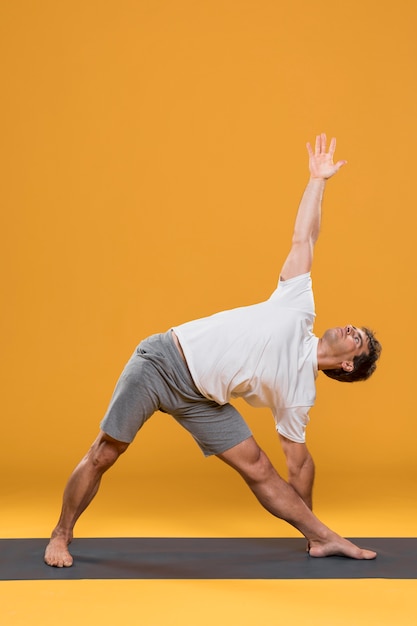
[[322, 327, 339, 341]]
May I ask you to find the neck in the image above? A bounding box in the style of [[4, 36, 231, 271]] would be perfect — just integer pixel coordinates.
[[317, 338, 340, 371]]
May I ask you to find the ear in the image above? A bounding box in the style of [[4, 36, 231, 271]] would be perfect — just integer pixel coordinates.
[[341, 360, 354, 372]]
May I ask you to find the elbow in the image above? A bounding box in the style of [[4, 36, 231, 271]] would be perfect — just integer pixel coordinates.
[[291, 235, 316, 251]]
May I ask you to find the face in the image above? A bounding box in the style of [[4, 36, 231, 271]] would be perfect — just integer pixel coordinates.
[[321, 324, 369, 369]]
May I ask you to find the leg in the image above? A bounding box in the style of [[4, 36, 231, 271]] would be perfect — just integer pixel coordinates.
[[217, 437, 376, 559], [44, 430, 129, 567]]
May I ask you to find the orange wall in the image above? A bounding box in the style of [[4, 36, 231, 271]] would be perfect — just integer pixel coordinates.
[[1, 0, 416, 482]]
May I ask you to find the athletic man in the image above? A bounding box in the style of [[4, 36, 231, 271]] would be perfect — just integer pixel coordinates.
[[45, 133, 381, 567]]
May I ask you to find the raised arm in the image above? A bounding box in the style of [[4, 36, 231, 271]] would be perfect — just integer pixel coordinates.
[[280, 133, 346, 281]]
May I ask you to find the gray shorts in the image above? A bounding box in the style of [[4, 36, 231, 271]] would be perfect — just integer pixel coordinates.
[[100, 331, 252, 456]]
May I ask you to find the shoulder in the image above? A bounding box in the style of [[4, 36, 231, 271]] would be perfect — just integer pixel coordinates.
[[269, 272, 314, 307]]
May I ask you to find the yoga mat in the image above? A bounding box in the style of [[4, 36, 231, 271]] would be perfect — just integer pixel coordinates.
[[1, 538, 416, 580]]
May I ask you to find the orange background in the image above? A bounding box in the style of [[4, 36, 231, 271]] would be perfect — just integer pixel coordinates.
[[2, 0, 415, 476], [1, 1, 417, 623]]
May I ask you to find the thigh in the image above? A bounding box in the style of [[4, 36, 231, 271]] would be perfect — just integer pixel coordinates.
[[172, 400, 252, 457], [100, 349, 162, 443]]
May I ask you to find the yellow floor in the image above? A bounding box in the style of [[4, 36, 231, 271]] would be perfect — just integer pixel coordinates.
[[1, 579, 416, 626], [1, 468, 416, 626]]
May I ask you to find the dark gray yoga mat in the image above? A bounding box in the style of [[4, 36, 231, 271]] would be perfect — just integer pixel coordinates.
[[1, 538, 416, 580]]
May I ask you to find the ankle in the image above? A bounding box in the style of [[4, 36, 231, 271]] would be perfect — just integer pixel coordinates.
[[51, 528, 73, 543], [307, 526, 334, 545]]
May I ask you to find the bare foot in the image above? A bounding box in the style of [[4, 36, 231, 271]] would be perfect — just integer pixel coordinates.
[[308, 533, 377, 560], [44, 536, 73, 567]]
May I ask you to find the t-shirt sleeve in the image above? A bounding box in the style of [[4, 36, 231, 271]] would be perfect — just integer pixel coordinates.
[[268, 273, 314, 314], [273, 407, 311, 443]]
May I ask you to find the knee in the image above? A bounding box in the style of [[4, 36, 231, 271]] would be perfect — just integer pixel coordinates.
[[245, 449, 275, 484], [87, 434, 129, 472], [234, 444, 276, 485]]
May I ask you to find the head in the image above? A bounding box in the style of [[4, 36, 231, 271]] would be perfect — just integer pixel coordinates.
[[320, 325, 381, 383]]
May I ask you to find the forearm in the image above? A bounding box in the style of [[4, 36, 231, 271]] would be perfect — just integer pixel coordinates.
[[291, 178, 326, 246], [287, 454, 315, 510]]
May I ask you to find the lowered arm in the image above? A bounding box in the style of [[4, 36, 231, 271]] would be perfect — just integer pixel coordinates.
[[279, 434, 315, 510]]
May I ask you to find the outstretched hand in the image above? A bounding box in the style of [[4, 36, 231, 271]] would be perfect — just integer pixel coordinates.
[[307, 133, 347, 180]]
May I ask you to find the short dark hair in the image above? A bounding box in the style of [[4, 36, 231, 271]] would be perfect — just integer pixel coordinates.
[[322, 327, 382, 383]]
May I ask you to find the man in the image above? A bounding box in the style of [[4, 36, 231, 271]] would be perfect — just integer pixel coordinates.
[[45, 133, 381, 567]]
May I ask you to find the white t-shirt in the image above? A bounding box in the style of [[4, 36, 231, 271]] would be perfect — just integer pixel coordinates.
[[173, 273, 319, 443]]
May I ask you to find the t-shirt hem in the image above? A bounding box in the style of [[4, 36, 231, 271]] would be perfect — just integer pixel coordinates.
[[276, 426, 306, 444]]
